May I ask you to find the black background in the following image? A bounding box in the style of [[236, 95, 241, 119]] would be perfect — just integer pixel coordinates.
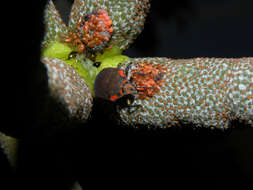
[[1, 0, 253, 189]]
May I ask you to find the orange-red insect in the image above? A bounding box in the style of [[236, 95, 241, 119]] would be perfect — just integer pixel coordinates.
[[94, 62, 166, 104]]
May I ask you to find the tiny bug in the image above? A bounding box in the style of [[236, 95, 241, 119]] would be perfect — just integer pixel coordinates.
[[68, 51, 78, 59], [93, 62, 101, 67]]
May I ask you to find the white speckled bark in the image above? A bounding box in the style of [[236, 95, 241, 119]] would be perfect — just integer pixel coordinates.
[[42, 57, 93, 120], [118, 57, 253, 130]]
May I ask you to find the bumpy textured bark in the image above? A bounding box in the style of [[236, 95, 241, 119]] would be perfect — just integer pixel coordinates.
[[69, 0, 150, 50], [42, 0, 68, 49], [42, 57, 93, 121], [118, 57, 253, 130]]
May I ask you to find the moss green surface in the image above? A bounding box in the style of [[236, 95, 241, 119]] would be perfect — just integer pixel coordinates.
[[96, 47, 130, 73], [42, 41, 72, 60]]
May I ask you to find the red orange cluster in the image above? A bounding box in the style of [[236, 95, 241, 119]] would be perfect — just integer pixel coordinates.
[[79, 9, 113, 50], [62, 9, 113, 53], [130, 62, 167, 98]]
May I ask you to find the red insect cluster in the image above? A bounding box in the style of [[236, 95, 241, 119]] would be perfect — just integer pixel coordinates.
[[62, 9, 113, 54], [61, 31, 85, 53], [130, 62, 167, 98], [79, 9, 113, 50]]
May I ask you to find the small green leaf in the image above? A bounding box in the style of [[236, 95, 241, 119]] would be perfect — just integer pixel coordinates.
[[42, 41, 72, 60]]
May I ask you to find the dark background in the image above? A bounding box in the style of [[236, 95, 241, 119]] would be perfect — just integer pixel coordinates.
[[1, 0, 253, 189]]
